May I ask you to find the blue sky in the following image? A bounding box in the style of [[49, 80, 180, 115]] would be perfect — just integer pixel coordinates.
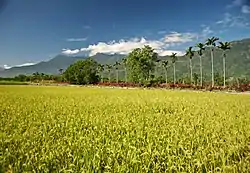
[[0, 0, 250, 68]]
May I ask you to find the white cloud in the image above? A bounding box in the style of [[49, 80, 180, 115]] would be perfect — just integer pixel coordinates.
[[227, 0, 243, 8], [83, 25, 91, 29], [157, 30, 167, 34], [157, 50, 184, 56], [16, 63, 35, 67], [219, 13, 233, 25], [66, 38, 87, 42], [62, 36, 185, 56], [80, 38, 165, 55], [3, 65, 11, 69], [216, 20, 224, 24], [3, 63, 35, 69], [242, 5, 250, 13], [227, 0, 250, 14], [62, 48, 80, 55], [216, 13, 249, 28], [200, 26, 214, 38], [162, 32, 198, 43]]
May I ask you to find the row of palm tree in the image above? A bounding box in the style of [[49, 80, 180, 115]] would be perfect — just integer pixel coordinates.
[[98, 36, 231, 87], [168, 37, 231, 87]]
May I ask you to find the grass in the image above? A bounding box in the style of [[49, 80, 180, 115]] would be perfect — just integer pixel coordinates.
[[1, 85, 250, 172], [0, 80, 29, 85]]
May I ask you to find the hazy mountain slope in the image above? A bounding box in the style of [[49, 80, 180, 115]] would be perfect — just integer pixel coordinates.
[[0, 38, 250, 78], [0, 54, 126, 77], [165, 38, 250, 79], [0, 55, 84, 77]]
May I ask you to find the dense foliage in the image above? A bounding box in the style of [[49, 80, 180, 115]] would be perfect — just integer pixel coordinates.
[[64, 58, 99, 85], [1, 86, 250, 172], [126, 45, 158, 83], [0, 73, 65, 83]]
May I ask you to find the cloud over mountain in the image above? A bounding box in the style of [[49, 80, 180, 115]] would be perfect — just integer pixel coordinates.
[[62, 32, 201, 57], [3, 63, 35, 69]]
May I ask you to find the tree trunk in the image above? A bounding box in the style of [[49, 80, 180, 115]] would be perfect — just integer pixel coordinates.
[[211, 49, 214, 87], [116, 70, 119, 83], [101, 73, 103, 83], [155, 65, 157, 78], [190, 58, 193, 85], [109, 71, 111, 83], [165, 68, 168, 84], [124, 68, 127, 83], [200, 55, 203, 86], [173, 63, 176, 84], [223, 53, 226, 88]]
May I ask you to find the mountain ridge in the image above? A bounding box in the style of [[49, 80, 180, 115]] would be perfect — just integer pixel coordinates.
[[1, 37, 250, 78]]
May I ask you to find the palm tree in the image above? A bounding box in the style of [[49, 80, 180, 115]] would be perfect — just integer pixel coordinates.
[[58, 68, 64, 75], [185, 46, 195, 84], [218, 41, 231, 88], [196, 43, 205, 86], [155, 58, 161, 79], [32, 72, 40, 82], [162, 60, 169, 83], [170, 53, 177, 84], [40, 73, 45, 81], [113, 61, 120, 83], [206, 37, 219, 87], [98, 64, 105, 82], [122, 57, 127, 82], [106, 64, 112, 82]]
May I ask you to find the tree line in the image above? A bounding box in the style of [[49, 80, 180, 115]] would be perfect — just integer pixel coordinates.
[[1, 36, 249, 87], [0, 72, 65, 83], [63, 36, 238, 87]]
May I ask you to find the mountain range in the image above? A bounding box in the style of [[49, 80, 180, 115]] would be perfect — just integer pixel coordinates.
[[0, 67, 4, 72], [0, 53, 126, 77], [0, 38, 250, 78]]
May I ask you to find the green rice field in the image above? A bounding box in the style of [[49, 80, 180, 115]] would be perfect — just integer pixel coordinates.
[[1, 85, 250, 172]]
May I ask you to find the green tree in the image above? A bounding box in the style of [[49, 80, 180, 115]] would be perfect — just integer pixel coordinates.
[[97, 64, 105, 82], [170, 53, 177, 84], [126, 45, 158, 83], [161, 60, 169, 83], [14, 74, 27, 82], [185, 47, 195, 84], [155, 58, 161, 79], [58, 68, 64, 75], [196, 43, 205, 86], [206, 37, 219, 87], [121, 57, 128, 82], [105, 64, 112, 82], [64, 58, 99, 85], [32, 72, 40, 82], [40, 73, 45, 82], [113, 61, 120, 83], [214, 72, 223, 86], [193, 73, 199, 85], [218, 41, 231, 88]]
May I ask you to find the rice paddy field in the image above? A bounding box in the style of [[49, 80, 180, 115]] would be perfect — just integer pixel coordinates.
[[1, 85, 250, 173]]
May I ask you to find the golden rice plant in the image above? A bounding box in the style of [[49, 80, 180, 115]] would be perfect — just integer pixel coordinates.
[[0, 85, 250, 172]]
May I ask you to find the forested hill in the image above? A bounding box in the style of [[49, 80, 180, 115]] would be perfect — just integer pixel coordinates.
[[0, 38, 250, 78], [162, 38, 250, 80]]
